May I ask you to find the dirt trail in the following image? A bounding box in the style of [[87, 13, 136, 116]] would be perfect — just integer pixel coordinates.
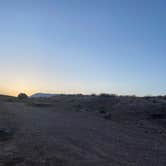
[[0, 101, 166, 165]]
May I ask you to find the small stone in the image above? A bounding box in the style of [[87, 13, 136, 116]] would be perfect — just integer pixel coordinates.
[[103, 113, 112, 120], [0, 128, 14, 141], [99, 110, 106, 114]]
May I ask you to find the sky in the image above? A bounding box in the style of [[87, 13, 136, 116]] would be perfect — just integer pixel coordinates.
[[0, 0, 166, 96]]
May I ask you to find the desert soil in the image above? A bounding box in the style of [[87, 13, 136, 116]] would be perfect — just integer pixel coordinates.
[[0, 98, 166, 166]]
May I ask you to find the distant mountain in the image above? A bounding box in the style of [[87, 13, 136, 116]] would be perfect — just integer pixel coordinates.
[[31, 93, 58, 98]]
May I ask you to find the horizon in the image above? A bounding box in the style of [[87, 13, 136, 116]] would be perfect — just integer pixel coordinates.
[[0, 91, 165, 98], [1, 0, 166, 96]]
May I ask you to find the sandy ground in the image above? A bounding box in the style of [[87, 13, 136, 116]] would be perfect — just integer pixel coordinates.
[[0, 97, 166, 166]]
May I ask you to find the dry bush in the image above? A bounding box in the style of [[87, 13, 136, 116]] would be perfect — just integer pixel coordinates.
[[18, 93, 28, 100]]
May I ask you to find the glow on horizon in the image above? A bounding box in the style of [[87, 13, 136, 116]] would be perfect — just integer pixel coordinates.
[[0, 0, 166, 96], [0, 79, 117, 97]]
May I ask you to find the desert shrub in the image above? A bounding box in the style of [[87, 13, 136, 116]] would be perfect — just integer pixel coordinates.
[[18, 93, 28, 100], [32, 103, 53, 107], [98, 93, 119, 105], [6, 98, 17, 102], [98, 106, 107, 114], [99, 93, 117, 98], [103, 112, 112, 120], [77, 94, 83, 97], [0, 128, 14, 141], [99, 93, 111, 98], [150, 113, 166, 120], [144, 96, 152, 100]]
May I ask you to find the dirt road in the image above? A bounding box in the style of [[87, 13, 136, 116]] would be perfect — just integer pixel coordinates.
[[0, 101, 166, 165]]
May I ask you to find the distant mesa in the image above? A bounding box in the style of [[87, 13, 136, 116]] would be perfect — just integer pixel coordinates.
[[30, 93, 58, 98]]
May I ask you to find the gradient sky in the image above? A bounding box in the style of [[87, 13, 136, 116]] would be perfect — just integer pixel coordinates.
[[0, 0, 166, 96]]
